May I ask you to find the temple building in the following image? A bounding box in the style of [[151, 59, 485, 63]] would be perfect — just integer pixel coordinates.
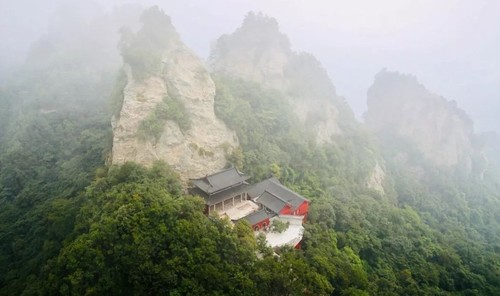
[[189, 168, 310, 249], [189, 167, 250, 214], [248, 177, 310, 220]]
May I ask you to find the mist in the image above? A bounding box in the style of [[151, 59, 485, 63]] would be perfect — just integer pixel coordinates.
[[2, 2, 500, 294], [1, 0, 499, 133]]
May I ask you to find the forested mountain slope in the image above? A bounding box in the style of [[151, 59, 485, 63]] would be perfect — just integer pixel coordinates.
[[0, 4, 135, 294], [0, 5, 499, 296], [211, 12, 385, 194], [211, 11, 500, 296], [211, 12, 357, 144], [365, 70, 479, 173], [364, 70, 500, 294]]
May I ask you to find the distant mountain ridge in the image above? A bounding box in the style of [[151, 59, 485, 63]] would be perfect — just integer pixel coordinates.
[[211, 12, 357, 144], [210, 12, 386, 193], [365, 70, 481, 175], [1, 5, 500, 295]]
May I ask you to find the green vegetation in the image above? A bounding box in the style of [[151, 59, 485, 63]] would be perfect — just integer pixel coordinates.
[[214, 75, 500, 295], [46, 163, 332, 295], [0, 7, 118, 293], [1, 4, 499, 296], [1, 158, 334, 295], [271, 219, 289, 233], [137, 94, 191, 142], [121, 7, 192, 142], [214, 75, 377, 191], [0, 111, 112, 294], [110, 68, 128, 119], [212, 12, 291, 63], [120, 6, 177, 81]]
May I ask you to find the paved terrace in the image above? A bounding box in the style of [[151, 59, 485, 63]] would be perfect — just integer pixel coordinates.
[[219, 200, 259, 221], [263, 215, 305, 248]]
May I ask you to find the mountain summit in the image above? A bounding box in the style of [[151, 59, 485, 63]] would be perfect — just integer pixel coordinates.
[[365, 70, 479, 173], [211, 12, 356, 144], [111, 7, 238, 180]]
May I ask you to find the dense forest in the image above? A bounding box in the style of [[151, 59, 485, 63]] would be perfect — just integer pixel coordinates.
[[1, 5, 499, 296]]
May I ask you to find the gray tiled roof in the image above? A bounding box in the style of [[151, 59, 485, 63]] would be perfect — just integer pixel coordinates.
[[243, 209, 274, 225], [248, 178, 309, 212], [190, 167, 250, 195], [256, 191, 288, 214]]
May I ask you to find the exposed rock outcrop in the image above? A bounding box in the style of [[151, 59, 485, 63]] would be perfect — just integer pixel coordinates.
[[366, 161, 386, 195], [365, 70, 475, 171], [111, 8, 237, 181], [211, 12, 355, 144]]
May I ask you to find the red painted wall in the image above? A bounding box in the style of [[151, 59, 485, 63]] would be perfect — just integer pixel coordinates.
[[279, 204, 292, 215], [278, 201, 309, 220], [295, 201, 309, 221], [252, 218, 270, 231]]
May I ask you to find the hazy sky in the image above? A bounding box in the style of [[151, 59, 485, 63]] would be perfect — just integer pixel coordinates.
[[1, 0, 499, 133]]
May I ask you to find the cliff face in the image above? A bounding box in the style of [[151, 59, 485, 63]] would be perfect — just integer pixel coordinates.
[[366, 161, 386, 195], [365, 70, 475, 170], [211, 12, 354, 144], [111, 8, 237, 181]]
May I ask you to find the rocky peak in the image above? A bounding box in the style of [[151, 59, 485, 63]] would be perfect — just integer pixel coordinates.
[[111, 7, 238, 181], [365, 70, 475, 170], [211, 12, 291, 91], [224, 12, 289, 51], [211, 12, 356, 144]]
